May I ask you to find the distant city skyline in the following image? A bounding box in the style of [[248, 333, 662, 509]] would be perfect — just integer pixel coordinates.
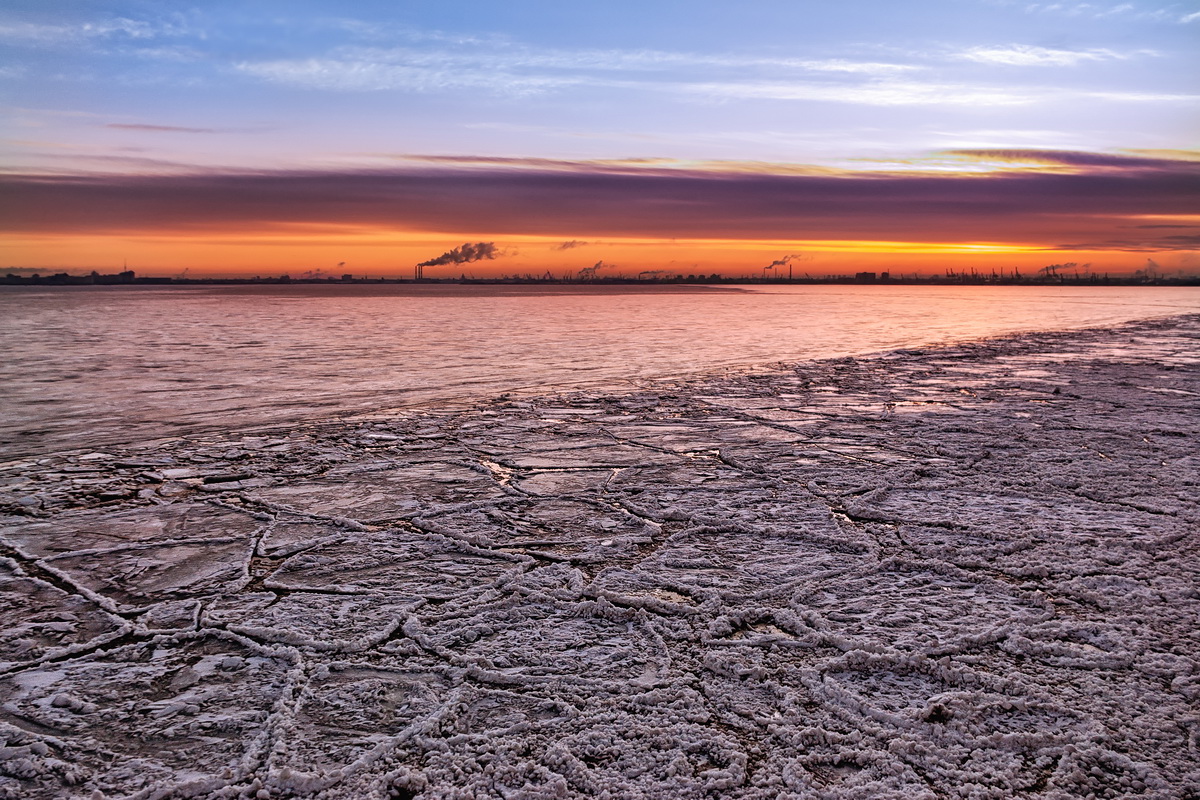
[[3, 0, 1197, 277]]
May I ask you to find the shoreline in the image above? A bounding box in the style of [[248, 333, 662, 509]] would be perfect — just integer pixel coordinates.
[[5, 275, 1200, 288], [0, 316, 1198, 798], [3, 309, 1198, 465]]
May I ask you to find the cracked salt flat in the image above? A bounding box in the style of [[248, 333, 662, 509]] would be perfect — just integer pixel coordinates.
[[415, 498, 658, 562], [0, 314, 1198, 798], [247, 462, 509, 524], [0, 562, 127, 670], [0, 633, 296, 797]]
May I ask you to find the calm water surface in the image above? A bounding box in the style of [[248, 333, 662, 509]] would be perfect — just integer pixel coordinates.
[[2, 284, 1198, 457]]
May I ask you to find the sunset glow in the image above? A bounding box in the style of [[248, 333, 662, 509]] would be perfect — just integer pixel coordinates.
[[2, 1, 1197, 277]]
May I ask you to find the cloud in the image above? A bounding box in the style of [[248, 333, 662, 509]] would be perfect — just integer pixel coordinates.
[[381, 154, 693, 174], [417, 241, 499, 267], [0, 16, 192, 45], [681, 78, 1038, 107], [941, 148, 1198, 169], [1017, 2, 1200, 23], [1056, 233, 1200, 251], [4, 10, 1184, 118], [958, 45, 1135, 66], [328, 43, 918, 77], [14, 152, 217, 172], [105, 123, 217, 134], [121, 45, 206, 63], [230, 42, 920, 98], [1082, 89, 1197, 102], [673, 76, 1189, 109], [554, 240, 588, 250], [500, 48, 916, 76], [233, 56, 577, 95], [4, 153, 1197, 253]]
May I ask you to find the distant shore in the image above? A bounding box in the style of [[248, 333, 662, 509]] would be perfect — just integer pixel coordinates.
[[5, 269, 1199, 288]]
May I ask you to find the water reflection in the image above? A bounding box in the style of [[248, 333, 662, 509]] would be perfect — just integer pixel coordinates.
[[1, 284, 1197, 457]]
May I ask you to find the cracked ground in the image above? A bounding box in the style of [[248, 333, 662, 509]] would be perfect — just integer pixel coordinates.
[[0, 315, 1198, 799]]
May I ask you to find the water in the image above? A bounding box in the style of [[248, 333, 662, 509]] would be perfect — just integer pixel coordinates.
[[2, 283, 1198, 458]]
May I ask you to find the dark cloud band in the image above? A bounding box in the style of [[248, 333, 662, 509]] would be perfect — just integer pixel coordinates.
[[4, 155, 1198, 249]]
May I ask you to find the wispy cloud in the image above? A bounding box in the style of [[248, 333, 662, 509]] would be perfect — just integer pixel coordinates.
[[106, 123, 217, 134], [680, 79, 1036, 107], [312, 40, 920, 76], [232, 43, 918, 96], [941, 148, 1200, 170], [462, 47, 918, 75], [0, 15, 195, 45], [958, 44, 1145, 66], [1016, 2, 1200, 23], [0, 18, 146, 43], [377, 154, 847, 177], [4, 152, 212, 174], [3, 106, 105, 122], [1056, 233, 1200, 251], [118, 45, 207, 63], [692, 77, 1196, 107], [929, 128, 1090, 149], [1082, 88, 1198, 102], [328, 19, 508, 48], [4, 8, 1188, 120], [228, 36, 1193, 110], [234, 56, 580, 95]]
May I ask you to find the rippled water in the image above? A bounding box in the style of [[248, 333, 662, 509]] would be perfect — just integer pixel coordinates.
[[2, 283, 1198, 457]]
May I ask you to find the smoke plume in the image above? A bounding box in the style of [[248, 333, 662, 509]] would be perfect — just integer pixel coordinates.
[[418, 241, 498, 267], [767, 253, 809, 268]]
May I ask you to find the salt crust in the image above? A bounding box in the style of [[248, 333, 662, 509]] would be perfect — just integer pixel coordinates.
[[0, 315, 1197, 798]]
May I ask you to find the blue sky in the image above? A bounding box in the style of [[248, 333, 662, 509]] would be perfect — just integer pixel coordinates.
[[3, 0, 1197, 173]]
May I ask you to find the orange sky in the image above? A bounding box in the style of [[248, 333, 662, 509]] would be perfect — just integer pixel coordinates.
[[4, 151, 1198, 278], [0, 230, 1147, 280]]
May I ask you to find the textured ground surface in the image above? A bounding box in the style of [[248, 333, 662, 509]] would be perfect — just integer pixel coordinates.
[[0, 315, 1197, 799]]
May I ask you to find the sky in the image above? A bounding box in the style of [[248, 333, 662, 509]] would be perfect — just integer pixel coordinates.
[[2, 0, 1198, 278]]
